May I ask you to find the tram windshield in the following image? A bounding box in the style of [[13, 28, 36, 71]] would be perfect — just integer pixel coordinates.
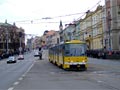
[[64, 44, 86, 56]]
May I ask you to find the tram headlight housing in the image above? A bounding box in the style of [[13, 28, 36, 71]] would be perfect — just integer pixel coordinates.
[[70, 60, 73, 63], [82, 60, 85, 63]]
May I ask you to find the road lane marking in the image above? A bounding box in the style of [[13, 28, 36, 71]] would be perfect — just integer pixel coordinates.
[[18, 77, 23, 80], [8, 60, 35, 90], [14, 81, 19, 85], [97, 80, 103, 83], [22, 74, 25, 77], [24, 61, 35, 75], [8, 87, 14, 90]]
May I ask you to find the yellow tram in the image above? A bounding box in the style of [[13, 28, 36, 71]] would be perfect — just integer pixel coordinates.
[[49, 40, 88, 70]]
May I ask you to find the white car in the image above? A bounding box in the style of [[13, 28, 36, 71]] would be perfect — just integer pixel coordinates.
[[34, 50, 39, 57], [18, 54, 24, 60], [7, 56, 17, 63]]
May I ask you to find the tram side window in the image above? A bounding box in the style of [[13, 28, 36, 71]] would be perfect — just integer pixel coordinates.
[[64, 44, 70, 56], [59, 45, 64, 55]]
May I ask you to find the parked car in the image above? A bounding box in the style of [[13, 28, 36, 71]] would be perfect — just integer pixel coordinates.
[[18, 54, 24, 60], [7, 56, 17, 63]]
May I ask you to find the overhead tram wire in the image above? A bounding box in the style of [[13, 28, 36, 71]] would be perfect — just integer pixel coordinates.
[[76, 0, 102, 21], [10, 0, 106, 24], [51, 12, 86, 19], [9, 12, 86, 24]]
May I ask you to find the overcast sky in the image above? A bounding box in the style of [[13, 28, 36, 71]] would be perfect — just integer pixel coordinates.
[[0, 0, 105, 36]]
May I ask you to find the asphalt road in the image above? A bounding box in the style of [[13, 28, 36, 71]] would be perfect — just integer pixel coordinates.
[[0, 52, 35, 90], [7, 50, 120, 90]]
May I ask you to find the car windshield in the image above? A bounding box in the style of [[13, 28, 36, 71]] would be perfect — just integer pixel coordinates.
[[9, 57, 14, 60]]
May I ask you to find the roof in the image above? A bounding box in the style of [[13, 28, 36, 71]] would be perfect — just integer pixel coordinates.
[[0, 23, 12, 27], [46, 30, 56, 36]]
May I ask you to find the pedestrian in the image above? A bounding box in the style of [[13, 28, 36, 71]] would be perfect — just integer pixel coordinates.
[[38, 47, 43, 60], [102, 46, 106, 59]]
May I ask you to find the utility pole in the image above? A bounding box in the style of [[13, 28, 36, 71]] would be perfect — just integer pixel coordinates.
[[108, 11, 111, 51]]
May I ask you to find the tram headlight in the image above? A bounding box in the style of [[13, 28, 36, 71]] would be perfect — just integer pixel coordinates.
[[82, 60, 85, 63], [70, 60, 73, 63]]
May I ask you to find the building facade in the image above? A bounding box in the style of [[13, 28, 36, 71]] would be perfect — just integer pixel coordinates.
[[40, 30, 59, 48], [105, 0, 120, 50], [80, 10, 93, 50], [0, 22, 25, 55], [92, 6, 104, 50], [41, 1, 120, 51]]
